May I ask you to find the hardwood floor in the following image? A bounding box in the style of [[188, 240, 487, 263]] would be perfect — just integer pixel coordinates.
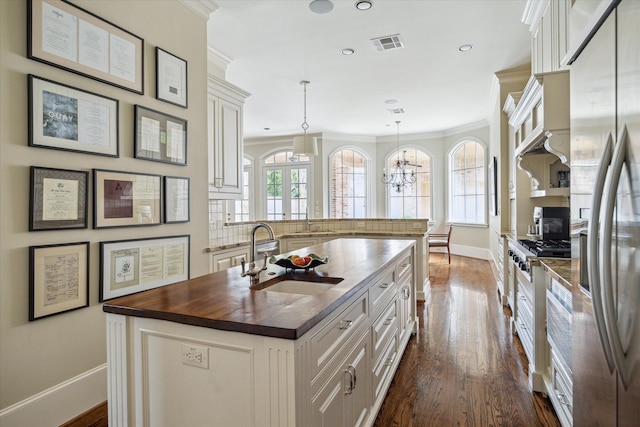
[[373, 254, 561, 427]]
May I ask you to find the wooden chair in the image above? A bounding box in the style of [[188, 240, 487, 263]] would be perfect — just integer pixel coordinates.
[[429, 225, 453, 264]]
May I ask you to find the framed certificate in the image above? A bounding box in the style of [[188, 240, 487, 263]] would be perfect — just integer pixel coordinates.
[[28, 0, 144, 94], [134, 105, 187, 165], [93, 169, 162, 228], [29, 241, 90, 320], [30, 166, 88, 231], [164, 176, 190, 223], [156, 47, 187, 108], [99, 235, 190, 301], [28, 74, 119, 157]]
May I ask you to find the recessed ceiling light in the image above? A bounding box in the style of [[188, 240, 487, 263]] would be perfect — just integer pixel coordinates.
[[309, 0, 334, 14], [355, 0, 373, 10], [458, 44, 473, 52], [263, 127, 271, 131], [384, 99, 397, 104], [341, 48, 355, 55]]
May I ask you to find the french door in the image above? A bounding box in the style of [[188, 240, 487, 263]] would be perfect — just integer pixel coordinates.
[[264, 165, 309, 220]]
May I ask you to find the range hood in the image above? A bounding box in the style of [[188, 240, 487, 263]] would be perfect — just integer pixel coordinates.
[[508, 71, 570, 165]]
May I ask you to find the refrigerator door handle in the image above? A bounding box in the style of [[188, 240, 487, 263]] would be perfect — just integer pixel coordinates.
[[600, 125, 632, 389], [588, 132, 616, 373]]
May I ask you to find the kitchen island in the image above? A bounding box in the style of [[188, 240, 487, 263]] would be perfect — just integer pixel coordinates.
[[104, 238, 417, 427]]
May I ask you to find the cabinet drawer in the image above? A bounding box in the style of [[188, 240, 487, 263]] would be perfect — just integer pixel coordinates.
[[372, 334, 398, 402], [371, 300, 398, 365], [396, 254, 412, 282], [550, 351, 573, 426], [369, 266, 396, 314], [309, 292, 368, 379]]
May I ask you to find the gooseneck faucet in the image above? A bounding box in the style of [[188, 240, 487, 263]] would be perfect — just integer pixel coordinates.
[[241, 222, 275, 286]]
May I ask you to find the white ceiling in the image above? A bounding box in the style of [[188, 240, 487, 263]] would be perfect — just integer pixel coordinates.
[[207, 0, 531, 140]]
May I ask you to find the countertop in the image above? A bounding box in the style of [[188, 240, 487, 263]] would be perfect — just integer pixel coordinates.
[[104, 238, 414, 340], [537, 258, 572, 289], [207, 229, 428, 252]]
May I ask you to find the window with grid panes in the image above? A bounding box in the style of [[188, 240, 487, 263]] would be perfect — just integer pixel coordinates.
[[448, 140, 486, 224], [387, 148, 432, 219], [263, 150, 310, 221], [330, 148, 367, 218]]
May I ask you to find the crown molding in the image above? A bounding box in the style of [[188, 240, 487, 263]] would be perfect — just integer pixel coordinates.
[[178, 0, 218, 20], [207, 46, 232, 71]]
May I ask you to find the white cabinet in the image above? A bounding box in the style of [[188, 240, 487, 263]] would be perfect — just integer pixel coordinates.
[[280, 236, 327, 253], [208, 74, 249, 199], [524, 0, 571, 73], [396, 253, 413, 344], [209, 246, 250, 272]]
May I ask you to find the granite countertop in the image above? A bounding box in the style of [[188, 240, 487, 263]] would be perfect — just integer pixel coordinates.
[[537, 258, 571, 289], [104, 238, 414, 340], [207, 229, 428, 252]]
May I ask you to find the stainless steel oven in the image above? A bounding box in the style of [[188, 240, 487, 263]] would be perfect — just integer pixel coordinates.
[[546, 278, 572, 374]]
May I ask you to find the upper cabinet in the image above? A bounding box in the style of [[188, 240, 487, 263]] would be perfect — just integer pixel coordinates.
[[208, 74, 250, 199], [523, 0, 572, 73]]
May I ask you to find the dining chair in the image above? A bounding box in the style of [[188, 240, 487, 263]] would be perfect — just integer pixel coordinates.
[[428, 225, 453, 264]]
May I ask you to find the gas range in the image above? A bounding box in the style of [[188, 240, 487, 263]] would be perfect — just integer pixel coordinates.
[[517, 239, 571, 258]]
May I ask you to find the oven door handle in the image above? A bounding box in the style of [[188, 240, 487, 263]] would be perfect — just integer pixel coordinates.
[[588, 131, 615, 373], [600, 125, 632, 389]]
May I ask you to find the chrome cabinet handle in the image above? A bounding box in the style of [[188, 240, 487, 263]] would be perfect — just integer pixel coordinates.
[[383, 318, 393, 326], [600, 125, 632, 388], [344, 365, 356, 394], [379, 283, 390, 289], [557, 392, 570, 406], [339, 319, 353, 330], [384, 353, 396, 367], [402, 287, 410, 300], [587, 132, 616, 373]]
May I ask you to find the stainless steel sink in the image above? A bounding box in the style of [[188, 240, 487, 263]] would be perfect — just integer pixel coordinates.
[[256, 274, 343, 296]]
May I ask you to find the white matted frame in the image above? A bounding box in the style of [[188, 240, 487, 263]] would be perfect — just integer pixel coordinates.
[[28, 74, 119, 157], [28, 0, 144, 94], [156, 47, 188, 108], [93, 169, 162, 228], [164, 176, 190, 223], [99, 235, 190, 301], [29, 241, 90, 320]]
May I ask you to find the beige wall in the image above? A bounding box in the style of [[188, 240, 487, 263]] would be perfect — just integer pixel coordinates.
[[0, 0, 210, 418]]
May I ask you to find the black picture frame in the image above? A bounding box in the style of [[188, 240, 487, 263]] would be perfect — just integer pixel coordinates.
[[93, 169, 162, 228], [156, 47, 188, 108], [28, 74, 119, 157], [27, 0, 144, 94], [164, 176, 190, 223], [134, 105, 187, 165], [30, 166, 89, 231], [489, 156, 499, 216], [29, 241, 90, 320], [99, 235, 190, 301]]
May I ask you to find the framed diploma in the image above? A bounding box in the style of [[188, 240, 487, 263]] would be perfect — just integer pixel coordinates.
[[28, 74, 119, 157], [93, 169, 162, 228], [30, 166, 88, 231], [28, 0, 144, 94], [134, 105, 187, 165], [29, 241, 90, 320], [99, 235, 190, 301], [156, 47, 187, 108], [164, 176, 190, 223]]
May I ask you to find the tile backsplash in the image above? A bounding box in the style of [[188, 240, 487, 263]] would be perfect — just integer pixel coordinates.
[[209, 199, 428, 249]]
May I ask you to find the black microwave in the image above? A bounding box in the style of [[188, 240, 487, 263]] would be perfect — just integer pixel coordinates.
[[534, 206, 570, 240]]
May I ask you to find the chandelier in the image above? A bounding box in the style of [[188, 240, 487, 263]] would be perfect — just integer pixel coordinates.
[[381, 120, 421, 192], [292, 80, 318, 156]]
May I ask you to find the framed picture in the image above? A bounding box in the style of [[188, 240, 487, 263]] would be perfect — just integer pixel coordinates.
[[156, 47, 188, 108], [489, 156, 499, 216], [93, 169, 162, 228], [29, 241, 90, 320], [28, 74, 119, 157], [99, 235, 190, 301], [164, 176, 190, 223], [134, 105, 187, 165], [30, 166, 88, 231], [27, 0, 144, 94]]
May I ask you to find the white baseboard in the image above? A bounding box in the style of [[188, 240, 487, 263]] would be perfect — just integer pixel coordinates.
[[430, 244, 491, 260], [0, 364, 107, 427]]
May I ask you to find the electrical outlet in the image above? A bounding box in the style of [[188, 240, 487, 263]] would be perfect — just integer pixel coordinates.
[[412, 222, 422, 229], [357, 221, 366, 228], [181, 343, 209, 369]]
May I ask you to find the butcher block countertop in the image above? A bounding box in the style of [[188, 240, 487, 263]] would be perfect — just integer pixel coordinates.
[[103, 238, 414, 340]]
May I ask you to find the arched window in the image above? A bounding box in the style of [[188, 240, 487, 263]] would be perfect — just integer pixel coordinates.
[[330, 148, 368, 218], [262, 150, 311, 220], [386, 148, 432, 219], [448, 139, 486, 224]]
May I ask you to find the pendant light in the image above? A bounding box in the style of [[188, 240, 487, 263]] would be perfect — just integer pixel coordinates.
[[381, 120, 420, 192], [292, 80, 318, 156]]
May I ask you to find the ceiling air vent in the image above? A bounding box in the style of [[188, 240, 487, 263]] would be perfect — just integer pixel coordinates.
[[371, 34, 404, 51], [387, 108, 405, 115]]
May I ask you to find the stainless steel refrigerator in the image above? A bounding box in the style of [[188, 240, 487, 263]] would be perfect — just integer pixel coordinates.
[[569, 0, 640, 425]]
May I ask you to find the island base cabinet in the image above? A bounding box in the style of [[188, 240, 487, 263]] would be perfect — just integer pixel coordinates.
[[311, 331, 370, 427]]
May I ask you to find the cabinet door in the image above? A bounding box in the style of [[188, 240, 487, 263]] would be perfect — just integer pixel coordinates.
[[282, 238, 319, 253], [208, 93, 243, 198], [311, 333, 369, 427], [210, 247, 250, 272]]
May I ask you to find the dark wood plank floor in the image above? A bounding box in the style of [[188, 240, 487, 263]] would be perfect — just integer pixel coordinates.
[[373, 254, 561, 427]]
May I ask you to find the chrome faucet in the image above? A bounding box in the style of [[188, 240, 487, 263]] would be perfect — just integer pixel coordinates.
[[241, 222, 275, 286]]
